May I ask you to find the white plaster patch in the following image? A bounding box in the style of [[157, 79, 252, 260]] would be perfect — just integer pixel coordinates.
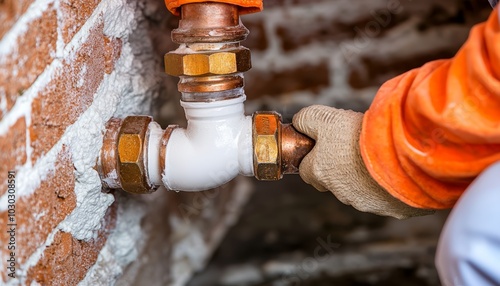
[[54, 0, 65, 58], [0, 91, 6, 114], [102, 0, 138, 38], [76, 65, 87, 88], [169, 177, 254, 286], [170, 216, 211, 286], [78, 195, 147, 286]]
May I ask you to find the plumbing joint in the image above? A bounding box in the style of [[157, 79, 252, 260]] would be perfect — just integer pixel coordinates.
[[98, 2, 314, 194]]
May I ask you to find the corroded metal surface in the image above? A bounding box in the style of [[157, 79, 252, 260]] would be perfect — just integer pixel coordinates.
[[165, 2, 251, 96], [252, 113, 315, 180], [117, 116, 155, 194], [98, 118, 123, 189], [281, 124, 315, 174], [253, 112, 282, 181], [165, 47, 251, 77]]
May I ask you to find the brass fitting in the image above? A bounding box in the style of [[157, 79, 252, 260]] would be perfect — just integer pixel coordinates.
[[253, 112, 282, 180], [164, 2, 251, 97], [252, 112, 315, 181], [118, 116, 155, 194], [98, 116, 161, 194], [165, 47, 251, 77]]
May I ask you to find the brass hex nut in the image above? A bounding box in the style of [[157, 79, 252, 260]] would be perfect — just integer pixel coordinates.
[[253, 112, 282, 181], [117, 116, 154, 194], [164, 47, 251, 77]]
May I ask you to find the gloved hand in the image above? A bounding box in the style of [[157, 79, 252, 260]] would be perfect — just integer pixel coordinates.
[[293, 105, 433, 219]]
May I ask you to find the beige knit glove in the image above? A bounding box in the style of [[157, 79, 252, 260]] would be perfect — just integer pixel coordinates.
[[293, 105, 433, 219]]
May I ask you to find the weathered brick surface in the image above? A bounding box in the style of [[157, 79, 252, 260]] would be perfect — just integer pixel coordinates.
[[30, 22, 121, 161], [0, 6, 57, 119], [349, 49, 457, 89], [60, 0, 101, 44], [0, 117, 26, 197], [0, 0, 34, 38], [243, 20, 268, 51], [0, 147, 76, 265], [276, 13, 408, 52], [263, 0, 327, 9], [0, 149, 76, 263], [26, 202, 117, 286], [245, 63, 330, 99], [169, 182, 236, 239]]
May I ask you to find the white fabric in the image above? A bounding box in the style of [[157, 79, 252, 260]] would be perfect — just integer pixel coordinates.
[[436, 162, 500, 286]]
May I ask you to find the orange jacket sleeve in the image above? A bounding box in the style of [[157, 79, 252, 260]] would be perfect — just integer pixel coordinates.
[[164, 0, 263, 15], [360, 8, 500, 210]]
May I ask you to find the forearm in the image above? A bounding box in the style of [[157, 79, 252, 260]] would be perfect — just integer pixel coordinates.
[[360, 7, 500, 209]]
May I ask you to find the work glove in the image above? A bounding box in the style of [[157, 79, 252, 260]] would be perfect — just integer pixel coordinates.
[[293, 105, 433, 219]]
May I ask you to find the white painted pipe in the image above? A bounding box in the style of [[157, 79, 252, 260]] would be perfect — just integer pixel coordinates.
[[148, 95, 254, 191]]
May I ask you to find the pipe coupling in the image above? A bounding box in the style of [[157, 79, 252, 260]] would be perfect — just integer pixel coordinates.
[[252, 112, 315, 181], [98, 116, 178, 194]]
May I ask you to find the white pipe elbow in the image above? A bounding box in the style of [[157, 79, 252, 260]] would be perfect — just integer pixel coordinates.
[[160, 96, 254, 191]]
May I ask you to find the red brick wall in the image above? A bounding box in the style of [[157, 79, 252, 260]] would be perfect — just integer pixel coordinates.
[[0, 0, 123, 283], [0, 0, 254, 285]]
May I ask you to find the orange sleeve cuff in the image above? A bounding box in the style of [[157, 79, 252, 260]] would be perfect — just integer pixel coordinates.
[[165, 0, 263, 15], [360, 8, 500, 210]]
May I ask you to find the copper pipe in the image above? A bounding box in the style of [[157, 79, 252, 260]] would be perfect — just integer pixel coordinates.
[[98, 118, 122, 189], [178, 75, 244, 94], [281, 124, 315, 174], [172, 3, 248, 44], [165, 2, 250, 96]]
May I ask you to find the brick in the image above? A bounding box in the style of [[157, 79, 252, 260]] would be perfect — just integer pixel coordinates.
[[30, 22, 122, 161], [276, 12, 408, 52], [245, 63, 330, 99], [168, 181, 242, 243], [263, 0, 328, 9], [348, 49, 456, 90], [243, 20, 268, 51], [59, 0, 101, 44], [0, 6, 57, 119], [26, 203, 117, 286], [0, 147, 76, 266], [276, 20, 354, 52], [0, 0, 34, 39], [0, 117, 26, 197]]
